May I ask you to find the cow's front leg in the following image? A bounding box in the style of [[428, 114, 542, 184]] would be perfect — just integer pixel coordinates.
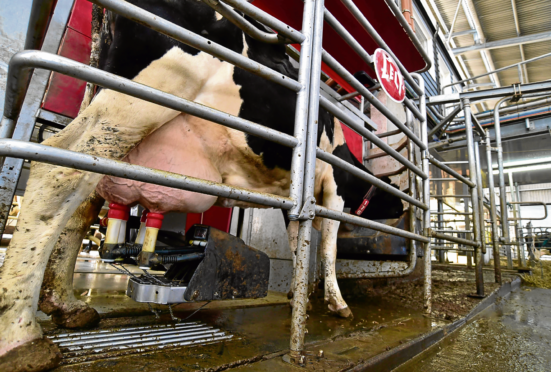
[[320, 185, 352, 318], [39, 191, 105, 329]]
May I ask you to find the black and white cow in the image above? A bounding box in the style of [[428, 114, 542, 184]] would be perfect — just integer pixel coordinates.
[[0, 1, 403, 370]]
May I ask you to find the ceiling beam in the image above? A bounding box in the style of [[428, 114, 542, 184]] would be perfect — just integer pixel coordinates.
[[451, 29, 476, 38], [511, 0, 529, 83], [452, 31, 551, 55]]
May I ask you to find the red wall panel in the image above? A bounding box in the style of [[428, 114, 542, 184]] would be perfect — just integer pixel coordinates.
[[67, 0, 92, 36], [185, 206, 232, 233], [41, 27, 91, 118], [341, 123, 363, 163]]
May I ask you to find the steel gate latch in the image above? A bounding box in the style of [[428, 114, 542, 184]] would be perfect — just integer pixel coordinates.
[[298, 196, 316, 220]]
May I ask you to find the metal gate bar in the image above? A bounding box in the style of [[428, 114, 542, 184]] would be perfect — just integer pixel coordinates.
[[0, 140, 293, 209], [1, 52, 298, 147], [0, 0, 436, 362]]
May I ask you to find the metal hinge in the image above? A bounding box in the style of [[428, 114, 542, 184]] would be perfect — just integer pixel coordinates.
[[298, 196, 316, 220]]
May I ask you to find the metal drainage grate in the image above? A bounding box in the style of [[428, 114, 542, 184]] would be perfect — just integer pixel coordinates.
[[48, 321, 233, 363]]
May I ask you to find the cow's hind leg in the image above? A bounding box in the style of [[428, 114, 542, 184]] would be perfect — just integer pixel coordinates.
[[0, 47, 205, 368], [39, 191, 104, 329], [320, 179, 352, 318]]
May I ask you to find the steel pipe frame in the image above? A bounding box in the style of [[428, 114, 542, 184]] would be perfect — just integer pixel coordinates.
[[432, 246, 475, 252], [14, 0, 59, 111], [431, 195, 471, 198], [0, 52, 298, 147], [316, 148, 427, 210], [331, 109, 421, 280], [463, 99, 485, 297], [441, 52, 551, 93], [429, 135, 466, 149], [315, 206, 429, 243], [319, 95, 427, 179], [323, 9, 372, 66], [0, 140, 293, 209], [464, 193, 474, 269], [200, 0, 293, 44], [428, 157, 476, 188], [221, 0, 305, 43], [340, 0, 425, 97], [494, 97, 513, 269], [428, 105, 462, 138], [508, 202, 548, 221], [474, 141, 486, 255], [289, 0, 324, 360], [90, 0, 301, 89], [0, 0, 74, 237], [5, 0, 434, 359], [508, 176, 527, 268], [410, 74, 432, 314], [485, 130, 502, 283], [382, 0, 432, 74], [321, 51, 426, 148], [429, 81, 551, 105], [431, 232, 480, 248]]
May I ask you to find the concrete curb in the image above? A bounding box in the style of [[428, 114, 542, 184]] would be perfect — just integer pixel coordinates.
[[349, 277, 522, 372]]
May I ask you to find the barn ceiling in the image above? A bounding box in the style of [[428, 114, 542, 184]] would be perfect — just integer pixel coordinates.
[[426, 0, 551, 113]]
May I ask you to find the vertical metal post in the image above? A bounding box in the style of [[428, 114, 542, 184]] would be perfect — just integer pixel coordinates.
[[514, 182, 527, 267], [527, 222, 534, 261], [509, 175, 527, 268], [287, 0, 316, 219], [464, 99, 484, 297], [474, 142, 486, 256], [485, 130, 501, 283], [494, 97, 513, 269], [464, 193, 473, 268], [289, 0, 324, 361], [0, 0, 75, 236], [412, 73, 431, 314], [437, 198, 445, 263]]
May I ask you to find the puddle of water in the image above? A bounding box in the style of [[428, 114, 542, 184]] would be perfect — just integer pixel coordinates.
[[394, 287, 551, 372]]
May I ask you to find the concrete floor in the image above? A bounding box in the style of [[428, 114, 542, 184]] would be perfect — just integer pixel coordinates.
[[39, 262, 523, 371], [394, 287, 551, 371]]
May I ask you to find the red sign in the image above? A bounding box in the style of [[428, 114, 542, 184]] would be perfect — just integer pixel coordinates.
[[373, 48, 405, 103]]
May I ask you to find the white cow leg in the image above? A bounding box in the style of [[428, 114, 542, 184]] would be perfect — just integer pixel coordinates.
[[0, 48, 204, 369], [321, 196, 352, 318], [39, 191, 104, 329]]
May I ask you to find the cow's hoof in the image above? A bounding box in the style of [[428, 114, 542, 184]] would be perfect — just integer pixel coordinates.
[[328, 305, 354, 319], [336, 306, 353, 319], [0, 337, 61, 372], [51, 306, 100, 329]]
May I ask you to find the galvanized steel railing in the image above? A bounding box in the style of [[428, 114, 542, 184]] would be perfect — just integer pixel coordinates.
[[0, 0, 435, 360]]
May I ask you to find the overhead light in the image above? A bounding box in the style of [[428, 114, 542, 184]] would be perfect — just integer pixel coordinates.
[[492, 163, 551, 175], [492, 157, 551, 169]]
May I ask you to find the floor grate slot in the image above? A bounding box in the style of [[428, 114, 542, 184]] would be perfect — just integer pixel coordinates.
[[47, 321, 233, 364]]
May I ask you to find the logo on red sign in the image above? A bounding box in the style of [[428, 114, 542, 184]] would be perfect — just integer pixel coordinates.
[[373, 48, 405, 103]]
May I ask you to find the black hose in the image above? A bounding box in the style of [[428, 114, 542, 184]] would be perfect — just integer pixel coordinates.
[[161, 252, 205, 264]]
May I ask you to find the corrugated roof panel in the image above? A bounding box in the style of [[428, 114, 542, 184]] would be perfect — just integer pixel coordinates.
[[430, 0, 550, 88], [516, 0, 551, 35], [472, 0, 517, 41]]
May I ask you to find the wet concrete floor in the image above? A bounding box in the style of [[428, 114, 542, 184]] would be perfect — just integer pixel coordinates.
[[51, 293, 441, 371], [45, 266, 518, 371], [394, 287, 551, 372]]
